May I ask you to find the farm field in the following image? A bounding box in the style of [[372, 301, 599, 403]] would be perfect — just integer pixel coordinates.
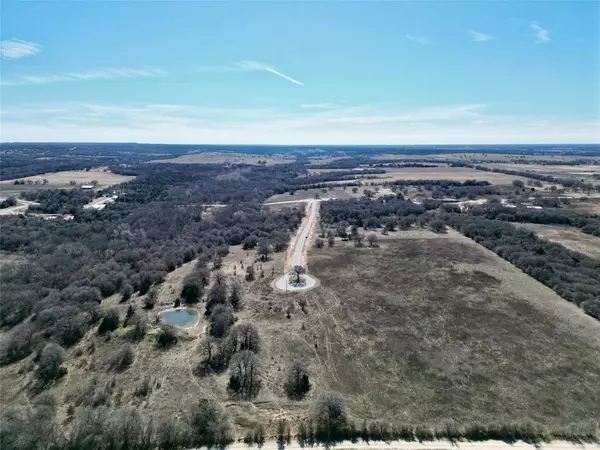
[[246, 229, 600, 427], [369, 153, 600, 163], [266, 187, 359, 203], [566, 197, 600, 214], [151, 152, 296, 165], [516, 223, 600, 260], [310, 166, 531, 186], [0, 169, 134, 198], [486, 163, 600, 179]]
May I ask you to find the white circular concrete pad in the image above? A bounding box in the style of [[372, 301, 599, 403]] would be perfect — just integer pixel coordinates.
[[274, 273, 319, 292]]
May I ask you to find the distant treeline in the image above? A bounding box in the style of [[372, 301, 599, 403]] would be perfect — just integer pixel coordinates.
[[446, 214, 600, 320], [450, 163, 600, 192], [468, 202, 600, 237], [383, 179, 501, 200], [320, 196, 435, 230]]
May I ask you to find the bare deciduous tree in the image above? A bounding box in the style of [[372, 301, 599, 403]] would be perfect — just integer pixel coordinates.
[[313, 390, 348, 443], [291, 265, 305, 283], [228, 350, 262, 399], [366, 234, 379, 248], [283, 360, 311, 400], [209, 305, 234, 338]]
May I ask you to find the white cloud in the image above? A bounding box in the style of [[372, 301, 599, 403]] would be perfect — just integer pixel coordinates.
[[1, 39, 42, 59], [2, 102, 597, 145], [236, 60, 304, 86], [300, 103, 335, 109], [406, 34, 430, 45], [1, 67, 166, 87], [531, 22, 550, 43], [469, 31, 494, 42]]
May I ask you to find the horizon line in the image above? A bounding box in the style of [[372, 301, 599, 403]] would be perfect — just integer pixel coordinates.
[[2, 142, 599, 147]]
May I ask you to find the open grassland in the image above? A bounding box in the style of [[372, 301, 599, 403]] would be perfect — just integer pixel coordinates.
[[370, 153, 600, 163], [375, 167, 530, 184], [249, 230, 600, 427], [486, 163, 600, 181], [151, 152, 296, 165], [0, 169, 134, 197], [266, 187, 360, 203], [566, 197, 600, 214], [516, 223, 600, 260], [310, 167, 530, 186]]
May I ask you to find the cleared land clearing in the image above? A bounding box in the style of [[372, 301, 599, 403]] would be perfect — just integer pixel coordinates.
[[516, 223, 600, 260], [251, 229, 600, 427], [370, 153, 600, 163], [312, 167, 530, 186], [151, 152, 295, 165], [566, 197, 600, 214], [0, 169, 134, 197], [266, 187, 359, 204], [486, 163, 600, 179]]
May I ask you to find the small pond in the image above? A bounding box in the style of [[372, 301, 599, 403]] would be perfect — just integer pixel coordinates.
[[159, 308, 200, 328]]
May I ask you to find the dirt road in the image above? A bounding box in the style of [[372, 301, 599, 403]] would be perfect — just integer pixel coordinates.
[[289, 198, 320, 270], [226, 440, 599, 450], [274, 198, 321, 292]]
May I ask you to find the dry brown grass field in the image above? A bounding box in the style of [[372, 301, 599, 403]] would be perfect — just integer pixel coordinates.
[[248, 229, 600, 428], [0, 169, 134, 197], [370, 153, 600, 163], [566, 197, 600, 214], [266, 187, 360, 203], [516, 223, 600, 260], [151, 152, 295, 165], [486, 163, 600, 181], [309, 166, 530, 186]]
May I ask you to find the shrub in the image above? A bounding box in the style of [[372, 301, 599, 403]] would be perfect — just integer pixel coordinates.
[[98, 309, 119, 335], [0, 322, 34, 365], [110, 344, 135, 372], [120, 283, 134, 302], [181, 275, 203, 304], [37, 343, 66, 383], [156, 324, 177, 348], [429, 220, 446, 233]]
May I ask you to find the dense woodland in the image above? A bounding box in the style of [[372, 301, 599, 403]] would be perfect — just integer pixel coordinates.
[[0, 163, 305, 366]]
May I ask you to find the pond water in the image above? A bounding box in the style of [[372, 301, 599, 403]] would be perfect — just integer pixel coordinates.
[[160, 309, 200, 327]]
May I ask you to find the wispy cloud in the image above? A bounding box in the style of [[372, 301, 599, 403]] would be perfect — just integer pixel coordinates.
[[1, 67, 166, 87], [406, 34, 430, 45], [469, 30, 494, 42], [2, 102, 597, 145], [301, 103, 335, 109], [530, 22, 550, 43], [1, 39, 42, 59], [236, 60, 304, 86]]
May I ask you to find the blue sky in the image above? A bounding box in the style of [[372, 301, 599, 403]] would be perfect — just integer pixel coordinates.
[[1, 0, 598, 144]]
